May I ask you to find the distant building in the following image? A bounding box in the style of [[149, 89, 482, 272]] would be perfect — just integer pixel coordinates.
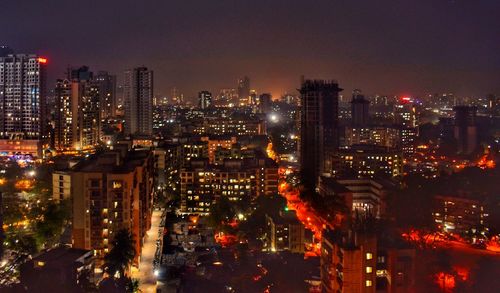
[[52, 171, 71, 202], [453, 106, 478, 155], [266, 210, 305, 253], [124, 67, 154, 136], [332, 145, 403, 179], [68, 146, 154, 265], [351, 89, 370, 126], [237, 76, 250, 106], [344, 126, 400, 149], [200, 135, 237, 164], [299, 79, 342, 189], [198, 90, 212, 109], [259, 93, 272, 114], [19, 246, 94, 292], [0, 53, 48, 157]]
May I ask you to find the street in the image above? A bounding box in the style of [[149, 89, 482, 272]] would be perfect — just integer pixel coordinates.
[[132, 209, 163, 293]]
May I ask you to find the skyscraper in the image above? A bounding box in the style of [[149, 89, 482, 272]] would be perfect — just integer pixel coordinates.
[[350, 89, 370, 126], [454, 106, 478, 155], [124, 67, 154, 136], [237, 76, 250, 106], [54, 66, 100, 152], [198, 90, 212, 109], [259, 93, 272, 114], [0, 53, 47, 156], [299, 79, 342, 190], [95, 71, 117, 120]]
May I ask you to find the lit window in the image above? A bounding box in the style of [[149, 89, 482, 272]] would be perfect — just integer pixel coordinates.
[[366, 253, 373, 260], [366, 266, 373, 273], [366, 280, 372, 287]]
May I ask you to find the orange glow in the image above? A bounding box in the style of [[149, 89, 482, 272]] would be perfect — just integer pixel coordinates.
[[15, 179, 34, 190], [476, 154, 496, 169], [435, 267, 469, 292], [37, 57, 48, 64], [486, 236, 500, 252]]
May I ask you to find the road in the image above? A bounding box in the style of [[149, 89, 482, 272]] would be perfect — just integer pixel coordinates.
[[133, 209, 163, 293]]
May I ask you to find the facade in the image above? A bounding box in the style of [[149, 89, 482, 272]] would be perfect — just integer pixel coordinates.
[[69, 147, 154, 265], [332, 145, 403, 179], [321, 229, 416, 293], [124, 67, 154, 136], [198, 90, 212, 109], [52, 171, 71, 202], [191, 116, 265, 136], [344, 126, 400, 149], [200, 135, 237, 164], [266, 210, 305, 253], [0, 54, 47, 156], [433, 195, 487, 236], [299, 79, 342, 190], [180, 158, 279, 214], [453, 106, 478, 155]]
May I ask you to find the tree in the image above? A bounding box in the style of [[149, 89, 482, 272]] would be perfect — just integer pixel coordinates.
[[104, 229, 136, 278]]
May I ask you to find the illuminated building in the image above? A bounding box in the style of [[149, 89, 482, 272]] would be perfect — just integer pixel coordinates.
[[0, 53, 48, 156], [124, 67, 154, 136], [200, 135, 237, 164], [433, 195, 488, 236], [52, 171, 71, 202], [400, 127, 417, 156], [299, 79, 342, 189], [453, 106, 478, 155], [96, 71, 117, 119], [69, 146, 154, 265], [237, 76, 250, 106], [198, 90, 212, 109], [54, 66, 100, 153], [332, 145, 403, 179], [191, 116, 265, 136], [321, 228, 416, 293], [351, 89, 370, 126], [180, 157, 279, 214], [154, 143, 181, 190], [344, 126, 400, 149], [181, 141, 209, 167], [266, 210, 305, 253], [215, 88, 237, 107]]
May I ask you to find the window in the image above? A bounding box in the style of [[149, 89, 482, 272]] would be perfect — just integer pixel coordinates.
[[366, 280, 372, 287], [366, 253, 373, 260], [366, 266, 373, 273]]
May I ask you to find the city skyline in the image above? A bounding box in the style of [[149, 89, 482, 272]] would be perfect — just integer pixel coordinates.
[[2, 0, 500, 98]]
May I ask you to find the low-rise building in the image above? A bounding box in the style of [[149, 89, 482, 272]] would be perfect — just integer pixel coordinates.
[[266, 210, 305, 253]]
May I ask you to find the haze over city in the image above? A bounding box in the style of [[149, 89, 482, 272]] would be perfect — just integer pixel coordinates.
[[2, 0, 500, 98]]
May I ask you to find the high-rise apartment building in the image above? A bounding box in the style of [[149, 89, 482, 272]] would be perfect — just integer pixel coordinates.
[[0, 54, 48, 156], [124, 67, 153, 136], [54, 66, 100, 152], [67, 146, 154, 265], [96, 71, 117, 120], [198, 90, 212, 109], [299, 79, 342, 189]]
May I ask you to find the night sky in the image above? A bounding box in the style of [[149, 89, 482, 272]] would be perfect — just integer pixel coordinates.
[[2, 0, 500, 99]]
